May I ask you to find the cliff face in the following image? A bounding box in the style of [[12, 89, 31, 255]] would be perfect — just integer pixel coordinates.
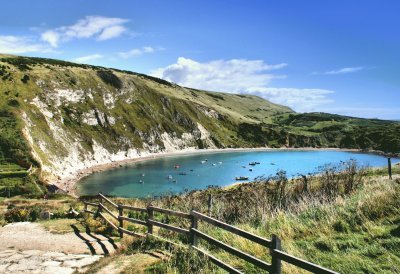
[[1, 55, 399, 186], [0, 55, 292, 182]]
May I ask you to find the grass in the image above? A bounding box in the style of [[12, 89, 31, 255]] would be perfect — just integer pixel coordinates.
[[0, 162, 399, 273], [81, 164, 400, 273], [0, 54, 399, 198], [39, 218, 85, 234]]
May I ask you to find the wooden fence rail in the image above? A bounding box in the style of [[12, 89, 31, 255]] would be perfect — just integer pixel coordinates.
[[83, 193, 339, 274]]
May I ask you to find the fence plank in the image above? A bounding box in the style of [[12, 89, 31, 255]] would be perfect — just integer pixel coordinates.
[[83, 201, 98, 207], [192, 246, 243, 274], [192, 228, 271, 271], [148, 219, 190, 235], [274, 250, 339, 274], [192, 211, 272, 248], [99, 193, 118, 208], [99, 203, 118, 220], [83, 196, 338, 274], [99, 212, 118, 231], [118, 227, 146, 237], [149, 206, 191, 219], [83, 209, 96, 215], [119, 216, 147, 226], [119, 204, 147, 212]]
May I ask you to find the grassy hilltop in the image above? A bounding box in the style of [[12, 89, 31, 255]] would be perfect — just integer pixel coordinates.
[[0, 54, 399, 196], [0, 55, 399, 273]]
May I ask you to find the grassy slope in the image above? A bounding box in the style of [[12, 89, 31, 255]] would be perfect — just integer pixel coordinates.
[[0, 54, 399, 197], [82, 167, 400, 273], [0, 163, 398, 273], [0, 55, 292, 161]]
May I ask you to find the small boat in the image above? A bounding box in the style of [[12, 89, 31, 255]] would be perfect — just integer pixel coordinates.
[[249, 168, 253, 172], [190, 169, 194, 172], [235, 176, 249, 180], [249, 162, 257, 166], [167, 175, 173, 180], [242, 166, 246, 168], [139, 180, 144, 184], [201, 160, 206, 164], [212, 163, 217, 166], [172, 179, 177, 183], [179, 172, 187, 175], [174, 165, 181, 169], [270, 162, 275, 165], [218, 162, 223, 164], [141, 173, 145, 177]]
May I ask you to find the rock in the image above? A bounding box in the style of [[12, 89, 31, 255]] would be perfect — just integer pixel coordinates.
[[42, 265, 75, 274], [41, 260, 62, 267], [39, 211, 54, 220], [62, 255, 100, 268]]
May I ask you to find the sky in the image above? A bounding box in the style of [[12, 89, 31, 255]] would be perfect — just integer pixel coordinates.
[[1, 0, 399, 119]]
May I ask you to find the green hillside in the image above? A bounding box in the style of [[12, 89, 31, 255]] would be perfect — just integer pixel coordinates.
[[0, 54, 399, 195]]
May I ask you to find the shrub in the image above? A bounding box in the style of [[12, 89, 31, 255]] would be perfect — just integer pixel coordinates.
[[21, 74, 30, 83], [4, 207, 29, 222], [96, 70, 122, 89]]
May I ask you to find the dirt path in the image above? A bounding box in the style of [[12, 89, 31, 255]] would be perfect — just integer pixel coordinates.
[[0, 222, 118, 273]]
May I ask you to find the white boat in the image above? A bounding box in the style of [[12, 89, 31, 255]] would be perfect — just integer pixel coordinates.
[[235, 176, 249, 180], [201, 160, 206, 164]]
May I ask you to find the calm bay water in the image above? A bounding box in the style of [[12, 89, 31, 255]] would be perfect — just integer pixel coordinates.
[[76, 150, 398, 198]]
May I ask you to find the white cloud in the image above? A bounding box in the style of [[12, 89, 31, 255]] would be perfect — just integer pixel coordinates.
[[151, 57, 334, 112], [242, 87, 334, 113], [151, 57, 287, 93], [0, 35, 52, 54], [41, 16, 129, 47], [324, 66, 364, 75], [41, 30, 60, 47], [97, 25, 126, 40], [73, 54, 103, 63], [118, 46, 161, 58]]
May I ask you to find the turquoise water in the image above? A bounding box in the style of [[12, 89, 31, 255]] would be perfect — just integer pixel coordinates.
[[76, 150, 398, 198]]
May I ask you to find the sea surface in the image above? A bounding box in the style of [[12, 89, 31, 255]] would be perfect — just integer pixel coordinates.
[[76, 150, 398, 198]]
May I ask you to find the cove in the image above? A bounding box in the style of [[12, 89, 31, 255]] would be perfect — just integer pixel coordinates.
[[76, 150, 398, 198]]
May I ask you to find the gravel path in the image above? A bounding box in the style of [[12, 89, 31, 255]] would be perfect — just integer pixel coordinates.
[[0, 222, 118, 273]]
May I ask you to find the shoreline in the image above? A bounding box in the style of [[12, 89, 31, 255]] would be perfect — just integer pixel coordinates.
[[57, 147, 391, 197]]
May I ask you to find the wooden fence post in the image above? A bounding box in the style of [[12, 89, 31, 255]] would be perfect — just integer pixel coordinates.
[[118, 205, 124, 238], [147, 206, 153, 234], [98, 194, 103, 213], [190, 210, 198, 246], [270, 234, 282, 274], [388, 158, 392, 180]]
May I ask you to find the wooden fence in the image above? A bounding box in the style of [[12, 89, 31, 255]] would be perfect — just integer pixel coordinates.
[[83, 193, 338, 274]]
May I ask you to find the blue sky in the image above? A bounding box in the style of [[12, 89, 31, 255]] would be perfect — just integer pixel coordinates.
[[1, 0, 399, 119]]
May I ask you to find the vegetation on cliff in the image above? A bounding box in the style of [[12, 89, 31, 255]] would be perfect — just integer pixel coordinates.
[[0, 54, 399, 196]]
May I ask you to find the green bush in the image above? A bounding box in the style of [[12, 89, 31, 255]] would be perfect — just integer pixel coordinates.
[[96, 70, 122, 89]]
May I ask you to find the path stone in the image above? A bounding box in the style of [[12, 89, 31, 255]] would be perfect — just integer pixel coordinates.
[[0, 250, 102, 273], [0, 222, 116, 273]]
